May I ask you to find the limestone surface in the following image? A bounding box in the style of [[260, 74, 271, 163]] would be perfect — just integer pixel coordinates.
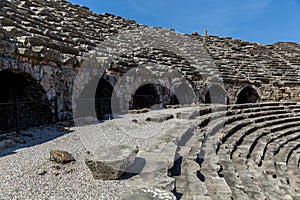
[[119, 187, 177, 200], [85, 144, 139, 180]]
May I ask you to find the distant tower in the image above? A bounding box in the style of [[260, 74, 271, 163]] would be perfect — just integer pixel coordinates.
[[204, 29, 207, 37], [203, 29, 207, 44]]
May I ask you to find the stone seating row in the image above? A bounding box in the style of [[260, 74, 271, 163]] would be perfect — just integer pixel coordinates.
[[120, 102, 300, 199]]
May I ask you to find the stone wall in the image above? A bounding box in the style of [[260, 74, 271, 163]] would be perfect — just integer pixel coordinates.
[[190, 34, 300, 103], [0, 0, 138, 123], [1, 0, 300, 127], [72, 26, 219, 118]]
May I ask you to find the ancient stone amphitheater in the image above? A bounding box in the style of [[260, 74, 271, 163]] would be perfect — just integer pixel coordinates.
[[0, 0, 300, 199]]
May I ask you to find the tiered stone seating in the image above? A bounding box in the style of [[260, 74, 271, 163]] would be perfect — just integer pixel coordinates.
[[0, 1, 299, 198], [270, 140, 300, 197], [191, 34, 300, 84], [130, 102, 300, 199], [212, 102, 300, 199], [0, 0, 138, 63], [272, 42, 300, 68]]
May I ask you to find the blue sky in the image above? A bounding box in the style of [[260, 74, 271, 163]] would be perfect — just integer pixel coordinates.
[[69, 0, 300, 44]]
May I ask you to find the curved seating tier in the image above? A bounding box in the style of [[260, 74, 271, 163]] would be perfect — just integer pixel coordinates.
[[139, 102, 300, 199]]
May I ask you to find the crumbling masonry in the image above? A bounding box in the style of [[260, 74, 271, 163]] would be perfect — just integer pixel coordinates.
[[1, 1, 300, 199], [1, 0, 300, 129]]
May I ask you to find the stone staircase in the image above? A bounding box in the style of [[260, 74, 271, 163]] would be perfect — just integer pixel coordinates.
[[125, 102, 300, 200]]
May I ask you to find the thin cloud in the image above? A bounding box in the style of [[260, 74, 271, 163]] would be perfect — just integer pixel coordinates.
[[127, 0, 149, 15], [77, 0, 298, 43], [127, 0, 188, 31], [239, 0, 272, 17], [127, 0, 161, 19]]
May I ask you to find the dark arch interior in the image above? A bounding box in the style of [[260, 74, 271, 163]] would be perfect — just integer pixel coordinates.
[[77, 77, 113, 120], [205, 85, 227, 104], [95, 78, 114, 119], [0, 69, 51, 132], [131, 84, 160, 110], [169, 93, 179, 105], [236, 86, 259, 104]]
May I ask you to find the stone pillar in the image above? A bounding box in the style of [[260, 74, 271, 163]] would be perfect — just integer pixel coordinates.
[[203, 29, 207, 44], [204, 29, 207, 37]]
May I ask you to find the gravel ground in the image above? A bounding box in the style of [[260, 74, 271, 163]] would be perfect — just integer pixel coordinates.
[[77, 109, 183, 154], [0, 125, 131, 200], [0, 107, 194, 199]]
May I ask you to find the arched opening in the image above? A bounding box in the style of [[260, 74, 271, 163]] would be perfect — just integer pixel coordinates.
[[0, 69, 51, 132], [77, 77, 114, 120], [236, 86, 259, 104], [205, 85, 227, 104], [173, 82, 195, 105], [169, 93, 179, 105], [95, 78, 114, 119], [131, 84, 160, 110]]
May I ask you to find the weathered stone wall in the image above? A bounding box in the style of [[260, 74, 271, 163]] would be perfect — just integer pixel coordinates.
[[1, 0, 300, 125], [190, 34, 300, 103], [0, 0, 138, 122], [73, 26, 219, 117]]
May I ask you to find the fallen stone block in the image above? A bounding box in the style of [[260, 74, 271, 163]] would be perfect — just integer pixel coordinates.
[[0, 138, 16, 149], [85, 145, 139, 180], [166, 104, 181, 109], [50, 150, 75, 164], [141, 141, 178, 172]]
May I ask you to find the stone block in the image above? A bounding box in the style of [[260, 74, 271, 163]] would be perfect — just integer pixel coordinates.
[[85, 145, 139, 180], [50, 150, 75, 164], [126, 167, 176, 191]]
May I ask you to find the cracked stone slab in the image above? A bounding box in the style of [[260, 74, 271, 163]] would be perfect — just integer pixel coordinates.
[[85, 144, 139, 180]]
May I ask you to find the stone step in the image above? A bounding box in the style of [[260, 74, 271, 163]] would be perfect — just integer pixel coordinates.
[[173, 158, 209, 199], [252, 126, 300, 166], [203, 176, 233, 200], [231, 157, 267, 199], [227, 115, 300, 158], [247, 120, 300, 156], [202, 105, 300, 160], [217, 151, 250, 200]]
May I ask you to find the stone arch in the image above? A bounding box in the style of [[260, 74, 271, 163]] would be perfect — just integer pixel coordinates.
[[0, 69, 52, 131], [173, 81, 196, 105], [110, 66, 197, 114], [76, 74, 115, 120], [205, 84, 227, 104], [95, 78, 114, 119], [0, 62, 55, 100], [73, 27, 222, 115], [130, 83, 160, 110], [236, 86, 260, 104]]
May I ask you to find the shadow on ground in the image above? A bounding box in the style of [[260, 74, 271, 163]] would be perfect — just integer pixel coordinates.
[[0, 125, 74, 157]]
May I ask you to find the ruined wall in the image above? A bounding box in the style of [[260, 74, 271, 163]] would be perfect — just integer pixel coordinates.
[[72, 26, 220, 118], [0, 0, 138, 123], [190, 34, 300, 103], [1, 0, 300, 127]]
